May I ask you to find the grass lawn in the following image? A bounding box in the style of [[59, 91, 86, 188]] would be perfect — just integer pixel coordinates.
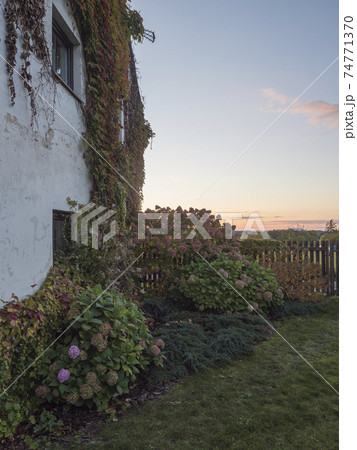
[[60, 300, 338, 449]]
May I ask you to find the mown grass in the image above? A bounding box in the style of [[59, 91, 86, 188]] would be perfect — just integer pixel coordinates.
[[60, 300, 339, 450]]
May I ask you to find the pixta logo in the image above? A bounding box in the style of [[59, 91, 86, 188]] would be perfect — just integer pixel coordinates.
[[137, 212, 270, 240], [71, 203, 117, 249]]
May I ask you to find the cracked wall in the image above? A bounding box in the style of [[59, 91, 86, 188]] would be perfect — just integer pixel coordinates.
[[0, 0, 92, 300]]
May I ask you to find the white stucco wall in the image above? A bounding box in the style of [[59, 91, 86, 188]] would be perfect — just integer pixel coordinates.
[[0, 0, 92, 301]]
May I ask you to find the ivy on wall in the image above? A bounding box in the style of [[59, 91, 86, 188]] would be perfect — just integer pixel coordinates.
[[72, 0, 153, 223], [4, 0, 153, 225], [4, 0, 49, 116]]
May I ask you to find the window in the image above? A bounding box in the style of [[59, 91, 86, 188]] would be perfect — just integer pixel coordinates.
[[53, 210, 71, 254], [52, 20, 73, 89]]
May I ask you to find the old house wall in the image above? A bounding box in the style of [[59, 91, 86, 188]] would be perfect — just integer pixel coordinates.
[[0, 0, 92, 300]]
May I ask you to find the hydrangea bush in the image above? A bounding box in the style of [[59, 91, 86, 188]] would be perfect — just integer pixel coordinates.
[[37, 286, 164, 410], [175, 253, 284, 313], [132, 206, 242, 296]]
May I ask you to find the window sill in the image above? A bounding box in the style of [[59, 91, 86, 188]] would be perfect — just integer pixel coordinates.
[[52, 70, 83, 105]]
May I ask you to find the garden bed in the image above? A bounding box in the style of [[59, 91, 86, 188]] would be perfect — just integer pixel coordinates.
[[50, 298, 337, 449]]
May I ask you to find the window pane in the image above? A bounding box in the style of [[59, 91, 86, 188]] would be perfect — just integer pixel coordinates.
[[52, 31, 69, 84], [53, 211, 71, 254]]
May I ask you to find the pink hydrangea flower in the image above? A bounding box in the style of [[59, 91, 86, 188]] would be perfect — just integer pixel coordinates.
[[168, 248, 176, 257], [68, 345, 80, 359], [192, 241, 202, 252], [234, 280, 245, 290], [58, 369, 70, 383], [218, 268, 229, 279]]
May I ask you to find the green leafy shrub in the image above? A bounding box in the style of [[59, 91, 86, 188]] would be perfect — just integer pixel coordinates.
[[173, 253, 283, 313], [133, 206, 242, 296], [36, 286, 164, 411], [0, 267, 86, 370], [0, 267, 87, 441]]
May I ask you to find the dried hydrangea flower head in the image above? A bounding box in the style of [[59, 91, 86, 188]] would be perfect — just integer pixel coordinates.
[[106, 371, 119, 386], [80, 383, 94, 400], [217, 268, 229, 279], [85, 372, 98, 387], [35, 385, 50, 398], [155, 339, 165, 350], [234, 280, 245, 291], [91, 333, 107, 352], [66, 392, 79, 405], [99, 323, 112, 337], [263, 291, 273, 302], [80, 350, 88, 361], [96, 364, 107, 375], [150, 345, 161, 356]]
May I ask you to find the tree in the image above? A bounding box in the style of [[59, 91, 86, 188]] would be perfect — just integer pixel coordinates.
[[325, 219, 338, 233]]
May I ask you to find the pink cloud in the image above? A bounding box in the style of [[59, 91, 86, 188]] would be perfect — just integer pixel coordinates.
[[261, 88, 290, 107], [260, 88, 338, 128]]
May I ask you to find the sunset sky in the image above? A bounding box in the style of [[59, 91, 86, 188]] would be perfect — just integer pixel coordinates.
[[131, 0, 338, 230]]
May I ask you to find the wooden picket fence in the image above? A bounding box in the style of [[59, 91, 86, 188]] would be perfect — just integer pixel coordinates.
[[253, 240, 339, 296], [137, 240, 339, 296]]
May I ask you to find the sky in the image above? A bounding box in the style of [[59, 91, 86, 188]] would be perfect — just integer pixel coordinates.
[[131, 0, 339, 230]]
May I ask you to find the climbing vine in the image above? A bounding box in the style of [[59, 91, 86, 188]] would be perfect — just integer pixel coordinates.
[[71, 0, 153, 223], [4, 0, 50, 117], [4, 0, 153, 225]]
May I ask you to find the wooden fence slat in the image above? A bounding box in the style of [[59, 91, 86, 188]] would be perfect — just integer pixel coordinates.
[[139, 239, 339, 296]]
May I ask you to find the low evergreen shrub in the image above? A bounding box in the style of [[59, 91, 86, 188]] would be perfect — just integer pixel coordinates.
[[143, 297, 326, 383], [268, 300, 324, 319]]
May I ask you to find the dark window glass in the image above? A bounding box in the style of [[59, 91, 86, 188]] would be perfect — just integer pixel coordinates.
[[53, 210, 71, 254], [52, 21, 73, 89]]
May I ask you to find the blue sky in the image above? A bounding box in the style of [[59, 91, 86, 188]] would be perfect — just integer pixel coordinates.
[[131, 0, 338, 229]]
